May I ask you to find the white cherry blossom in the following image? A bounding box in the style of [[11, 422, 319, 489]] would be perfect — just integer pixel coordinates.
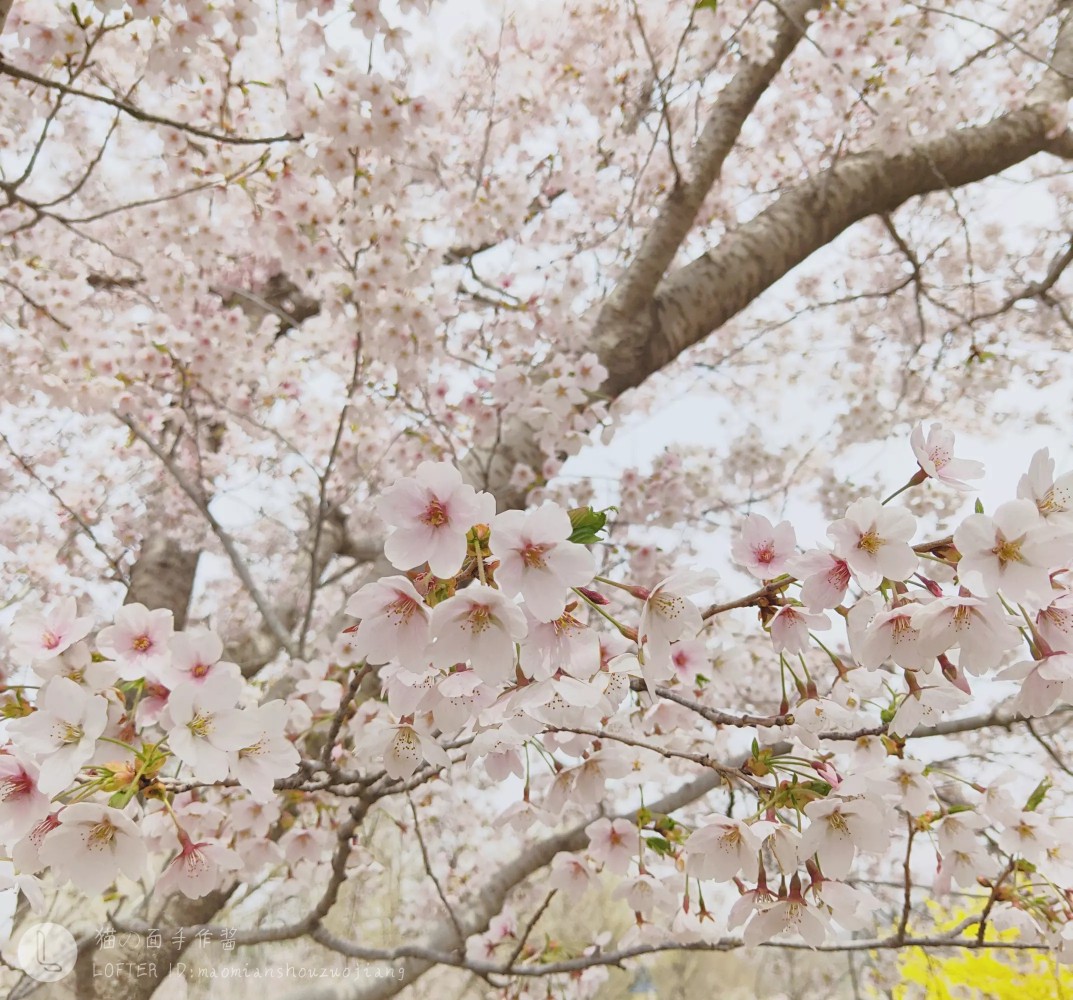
[[828, 498, 917, 590], [39, 804, 148, 895], [164, 672, 254, 783], [7, 678, 108, 795], [686, 815, 762, 882], [954, 499, 1072, 603], [429, 584, 527, 684], [638, 570, 716, 670], [1019, 448, 1073, 527], [227, 700, 302, 802], [344, 575, 432, 669]]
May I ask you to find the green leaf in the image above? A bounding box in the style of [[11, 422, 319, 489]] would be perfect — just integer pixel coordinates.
[[975, 498, 984, 514], [644, 836, 673, 857], [1025, 777, 1052, 812], [567, 506, 612, 544], [694, 0, 718, 10]]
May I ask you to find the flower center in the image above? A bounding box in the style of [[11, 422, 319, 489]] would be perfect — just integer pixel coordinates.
[[466, 605, 492, 633], [87, 819, 117, 848], [131, 634, 153, 653], [992, 532, 1025, 567], [520, 541, 552, 569], [421, 499, 449, 527], [857, 528, 882, 555], [753, 542, 775, 565], [57, 721, 84, 744], [187, 712, 214, 738], [827, 811, 850, 834], [42, 630, 61, 650], [191, 662, 210, 679], [387, 593, 419, 623], [0, 771, 32, 801], [929, 446, 950, 471]]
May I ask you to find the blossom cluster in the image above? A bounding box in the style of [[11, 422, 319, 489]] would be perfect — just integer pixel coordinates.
[[7, 425, 1073, 966]]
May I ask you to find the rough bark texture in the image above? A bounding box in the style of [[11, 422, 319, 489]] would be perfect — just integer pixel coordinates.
[[598, 105, 1070, 400], [124, 536, 199, 630]]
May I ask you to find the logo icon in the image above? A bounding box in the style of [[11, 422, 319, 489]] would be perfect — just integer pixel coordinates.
[[16, 922, 77, 982]]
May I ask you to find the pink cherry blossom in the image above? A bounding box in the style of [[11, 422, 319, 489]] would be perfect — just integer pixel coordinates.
[[769, 605, 830, 655], [0, 755, 51, 845], [157, 833, 243, 899], [10, 597, 93, 663], [731, 514, 797, 579], [490, 502, 596, 621], [95, 603, 175, 681], [789, 548, 852, 611], [161, 629, 240, 689], [378, 461, 497, 578], [585, 817, 636, 875], [910, 422, 984, 490]]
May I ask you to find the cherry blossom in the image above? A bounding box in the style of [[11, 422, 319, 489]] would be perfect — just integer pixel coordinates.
[[1019, 448, 1073, 527], [731, 514, 797, 579], [161, 629, 240, 689], [10, 598, 93, 663], [163, 672, 254, 783], [637, 570, 716, 670], [7, 678, 108, 795], [95, 603, 175, 681], [585, 818, 637, 875], [381, 723, 451, 780], [428, 584, 527, 684], [377, 461, 497, 578], [954, 499, 1072, 603], [910, 422, 984, 490], [685, 815, 762, 882], [789, 548, 852, 611], [156, 833, 243, 899], [800, 795, 891, 879], [227, 700, 301, 801], [769, 605, 830, 655], [39, 804, 148, 895], [344, 575, 432, 670], [490, 502, 596, 621], [0, 755, 50, 844], [827, 499, 917, 591]]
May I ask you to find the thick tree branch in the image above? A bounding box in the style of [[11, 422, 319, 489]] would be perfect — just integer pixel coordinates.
[[596, 9, 1073, 399], [603, 0, 823, 323]]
